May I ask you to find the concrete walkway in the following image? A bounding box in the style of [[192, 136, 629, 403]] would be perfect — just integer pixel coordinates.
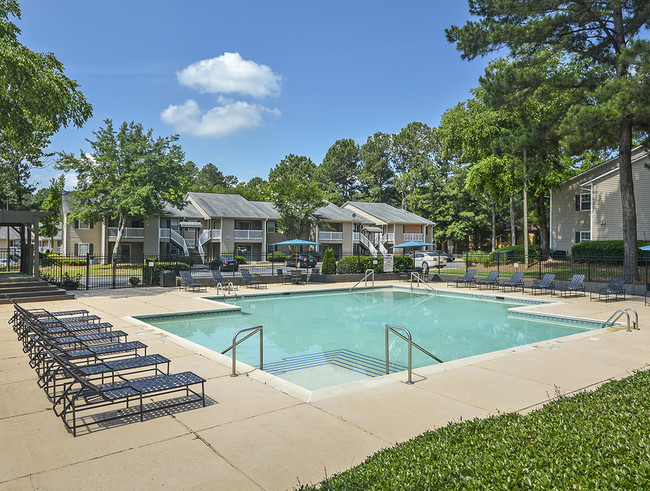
[[1, 282, 649, 490]]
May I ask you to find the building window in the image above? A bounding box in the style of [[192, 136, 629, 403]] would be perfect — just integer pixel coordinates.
[[74, 220, 92, 229], [266, 221, 275, 233], [75, 243, 93, 256], [236, 220, 252, 230], [575, 193, 591, 211], [575, 231, 591, 243], [266, 244, 276, 256]]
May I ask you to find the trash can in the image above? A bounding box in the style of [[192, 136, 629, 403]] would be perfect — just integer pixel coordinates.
[[160, 270, 176, 287]]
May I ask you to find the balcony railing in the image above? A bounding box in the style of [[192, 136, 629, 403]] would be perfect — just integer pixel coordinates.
[[318, 231, 343, 241], [381, 233, 395, 243], [199, 228, 221, 244], [108, 227, 145, 239], [159, 228, 171, 239], [403, 233, 424, 242], [234, 229, 263, 240], [353, 232, 360, 241]]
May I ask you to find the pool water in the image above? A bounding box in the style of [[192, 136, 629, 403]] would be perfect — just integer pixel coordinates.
[[138, 289, 600, 390]]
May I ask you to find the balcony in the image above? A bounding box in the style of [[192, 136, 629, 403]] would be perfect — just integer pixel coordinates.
[[403, 233, 424, 242], [318, 231, 343, 241], [353, 232, 360, 241], [199, 229, 221, 244], [234, 229, 263, 240], [108, 227, 145, 239]]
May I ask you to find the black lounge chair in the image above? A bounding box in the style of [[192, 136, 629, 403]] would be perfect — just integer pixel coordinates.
[[307, 267, 321, 283], [179, 270, 207, 292], [476, 271, 500, 290], [210, 270, 238, 291], [590, 277, 625, 302], [528, 273, 556, 295], [556, 274, 585, 297], [499, 271, 525, 293], [447, 269, 477, 288], [290, 270, 304, 284], [276, 268, 291, 284], [240, 268, 267, 288]]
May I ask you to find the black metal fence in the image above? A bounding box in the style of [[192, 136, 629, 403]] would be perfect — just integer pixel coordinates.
[[16, 250, 650, 291]]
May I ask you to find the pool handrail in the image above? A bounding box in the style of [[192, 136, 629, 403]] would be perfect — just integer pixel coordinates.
[[602, 308, 639, 332], [410, 272, 435, 292], [222, 325, 263, 376], [385, 324, 443, 385], [350, 269, 375, 291]]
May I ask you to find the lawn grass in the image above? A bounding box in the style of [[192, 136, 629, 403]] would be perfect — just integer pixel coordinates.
[[300, 370, 650, 489]]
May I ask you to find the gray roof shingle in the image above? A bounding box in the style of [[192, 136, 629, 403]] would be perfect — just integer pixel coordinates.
[[342, 201, 434, 225]]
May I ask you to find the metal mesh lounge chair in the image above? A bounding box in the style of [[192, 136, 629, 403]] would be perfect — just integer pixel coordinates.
[[528, 273, 556, 295], [590, 277, 625, 302], [476, 271, 500, 290], [499, 271, 525, 292], [556, 274, 585, 297], [179, 270, 207, 292], [240, 268, 267, 288], [447, 269, 477, 288]]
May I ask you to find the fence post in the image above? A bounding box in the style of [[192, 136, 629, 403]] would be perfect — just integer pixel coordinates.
[[496, 251, 500, 273], [112, 256, 117, 289], [85, 253, 90, 290], [465, 251, 469, 273], [587, 254, 591, 283], [538, 253, 542, 279]]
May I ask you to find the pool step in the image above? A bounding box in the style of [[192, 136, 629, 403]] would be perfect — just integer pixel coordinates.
[[262, 349, 407, 378]]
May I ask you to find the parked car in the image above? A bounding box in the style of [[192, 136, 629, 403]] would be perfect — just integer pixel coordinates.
[[434, 251, 454, 262], [285, 254, 317, 268], [209, 256, 239, 272], [413, 251, 447, 272]]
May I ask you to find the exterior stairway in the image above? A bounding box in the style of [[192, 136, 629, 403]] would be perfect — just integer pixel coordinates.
[[0, 274, 75, 304]]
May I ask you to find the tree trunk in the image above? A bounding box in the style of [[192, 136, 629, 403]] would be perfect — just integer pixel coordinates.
[[111, 214, 126, 259], [523, 150, 528, 267], [491, 202, 496, 252], [619, 121, 638, 282], [535, 193, 550, 257], [510, 194, 516, 246]]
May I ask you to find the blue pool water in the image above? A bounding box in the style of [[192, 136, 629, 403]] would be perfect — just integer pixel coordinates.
[[137, 288, 600, 390]]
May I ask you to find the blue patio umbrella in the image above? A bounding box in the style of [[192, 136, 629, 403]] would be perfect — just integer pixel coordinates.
[[639, 245, 650, 251], [272, 239, 320, 268]]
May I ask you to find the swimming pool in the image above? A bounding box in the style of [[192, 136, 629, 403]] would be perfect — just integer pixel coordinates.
[[136, 288, 602, 391]]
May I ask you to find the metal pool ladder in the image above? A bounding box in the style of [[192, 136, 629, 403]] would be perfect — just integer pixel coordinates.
[[410, 272, 435, 292], [350, 269, 375, 291], [385, 324, 443, 384], [222, 325, 263, 376], [216, 281, 237, 299], [602, 308, 639, 332]]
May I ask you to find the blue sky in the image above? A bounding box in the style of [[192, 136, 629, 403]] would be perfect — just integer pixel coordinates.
[[19, 1, 492, 188]]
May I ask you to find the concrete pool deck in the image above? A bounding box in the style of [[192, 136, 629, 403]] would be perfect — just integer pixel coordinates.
[[1, 281, 649, 490]]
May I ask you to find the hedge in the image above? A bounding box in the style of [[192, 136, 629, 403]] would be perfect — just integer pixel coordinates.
[[336, 256, 383, 274], [393, 255, 413, 272], [572, 240, 650, 263], [267, 251, 288, 263]]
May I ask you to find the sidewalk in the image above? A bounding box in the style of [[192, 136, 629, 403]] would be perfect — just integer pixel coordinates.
[[1, 283, 648, 490]]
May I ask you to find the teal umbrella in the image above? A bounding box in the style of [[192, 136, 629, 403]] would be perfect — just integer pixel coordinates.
[[272, 239, 320, 268]]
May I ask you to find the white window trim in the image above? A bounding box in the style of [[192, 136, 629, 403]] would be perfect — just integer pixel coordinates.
[[78, 243, 90, 255], [78, 221, 90, 229], [579, 231, 591, 242]]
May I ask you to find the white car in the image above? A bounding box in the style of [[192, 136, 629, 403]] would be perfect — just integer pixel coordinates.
[[413, 251, 447, 272]]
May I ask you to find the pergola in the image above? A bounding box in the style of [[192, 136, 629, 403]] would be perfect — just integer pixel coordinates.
[[0, 210, 52, 278]]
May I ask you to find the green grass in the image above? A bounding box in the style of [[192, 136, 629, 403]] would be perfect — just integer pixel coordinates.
[[300, 370, 650, 489]]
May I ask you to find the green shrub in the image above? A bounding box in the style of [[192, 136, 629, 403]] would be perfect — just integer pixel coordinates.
[[337, 256, 383, 274], [129, 276, 141, 287], [322, 249, 336, 275], [465, 250, 492, 267], [310, 250, 322, 261], [142, 259, 191, 285], [267, 251, 288, 263], [40, 272, 82, 290], [234, 255, 247, 265], [393, 255, 413, 272], [489, 245, 541, 263]]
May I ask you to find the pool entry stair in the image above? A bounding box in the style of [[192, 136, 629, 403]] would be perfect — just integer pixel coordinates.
[[262, 349, 408, 378]]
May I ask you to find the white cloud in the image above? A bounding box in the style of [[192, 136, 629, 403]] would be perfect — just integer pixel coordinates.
[[177, 52, 281, 98], [161, 97, 280, 137], [63, 172, 78, 189]]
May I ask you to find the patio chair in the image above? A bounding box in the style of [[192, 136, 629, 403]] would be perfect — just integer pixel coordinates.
[[307, 267, 321, 283], [556, 274, 586, 298], [276, 268, 291, 284], [590, 277, 625, 302], [447, 269, 477, 288], [240, 268, 267, 288], [528, 273, 556, 295], [290, 270, 304, 284], [210, 270, 238, 291], [476, 271, 500, 290], [499, 271, 525, 293], [179, 270, 207, 292]]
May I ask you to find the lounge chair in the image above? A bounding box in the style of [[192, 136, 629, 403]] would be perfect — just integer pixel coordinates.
[[307, 267, 321, 283], [499, 271, 525, 292], [179, 270, 207, 292], [476, 271, 500, 290], [590, 277, 625, 302], [210, 270, 238, 291], [447, 269, 477, 288], [276, 268, 291, 284], [290, 270, 304, 284], [240, 268, 267, 288], [528, 273, 556, 295], [556, 274, 585, 297]]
